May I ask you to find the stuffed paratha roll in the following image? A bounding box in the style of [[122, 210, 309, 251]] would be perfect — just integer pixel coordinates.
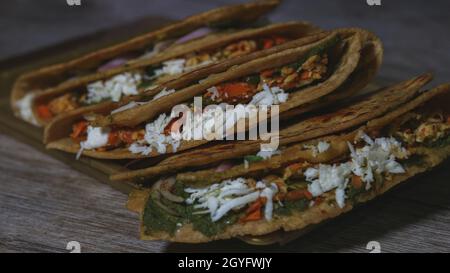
[[30, 22, 320, 126], [45, 28, 382, 160], [11, 0, 285, 125], [130, 81, 450, 243], [110, 74, 432, 182]]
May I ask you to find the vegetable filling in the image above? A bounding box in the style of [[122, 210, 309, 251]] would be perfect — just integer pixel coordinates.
[[141, 108, 450, 237], [37, 36, 289, 120], [71, 40, 336, 157]]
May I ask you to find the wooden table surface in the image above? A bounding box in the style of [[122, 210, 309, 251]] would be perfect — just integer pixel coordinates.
[[1, 0, 450, 253]]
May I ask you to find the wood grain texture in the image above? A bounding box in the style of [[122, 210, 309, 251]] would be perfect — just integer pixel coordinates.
[[1, 132, 449, 253], [1, 0, 450, 252]]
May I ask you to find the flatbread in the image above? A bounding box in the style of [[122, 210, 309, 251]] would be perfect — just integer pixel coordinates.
[[46, 29, 382, 161], [110, 74, 432, 181], [133, 83, 450, 242], [11, 0, 282, 122]]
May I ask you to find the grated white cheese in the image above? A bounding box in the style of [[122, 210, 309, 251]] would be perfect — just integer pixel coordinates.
[[255, 181, 267, 189], [184, 177, 277, 222], [306, 163, 352, 199], [128, 113, 180, 155], [256, 148, 281, 160], [153, 58, 213, 79], [15, 93, 39, 126], [154, 59, 186, 76], [249, 84, 288, 106], [317, 141, 331, 153], [76, 126, 110, 159], [306, 133, 407, 208], [304, 168, 319, 181], [81, 126, 110, 149], [162, 84, 287, 142], [304, 141, 330, 157], [177, 104, 250, 141], [212, 191, 260, 222], [123, 82, 288, 156], [86, 72, 142, 104], [348, 133, 407, 190]]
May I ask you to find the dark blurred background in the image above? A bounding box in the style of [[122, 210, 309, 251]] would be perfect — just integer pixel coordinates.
[[0, 0, 449, 83]]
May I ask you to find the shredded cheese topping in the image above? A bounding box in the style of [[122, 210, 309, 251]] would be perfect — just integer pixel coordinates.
[[249, 84, 289, 106], [180, 85, 287, 142], [15, 93, 39, 126], [304, 141, 330, 157], [153, 58, 212, 78], [85, 83, 287, 156], [128, 113, 180, 155], [154, 59, 186, 76], [185, 178, 278, 222], [77, 126, 110, 159], [317, 141, 331, 153], [306, 133, 407, 208], [172, 133, 408, 223], [86, 72, 142, 104], [256, 148, 281, 160]]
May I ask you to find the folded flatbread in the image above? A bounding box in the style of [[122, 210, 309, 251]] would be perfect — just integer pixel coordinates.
[[45, 28, 382, 161], [11, 0, 286, 126], [128, 78, 450, 243], [111, 74, 432, 181]]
